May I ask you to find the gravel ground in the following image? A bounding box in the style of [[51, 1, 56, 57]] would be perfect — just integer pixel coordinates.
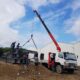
[[0, 61, 80, 80]]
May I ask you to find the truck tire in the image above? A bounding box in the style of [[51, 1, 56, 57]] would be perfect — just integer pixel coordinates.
[[67, 69, 74, 74], [56, 65, 63, 74]]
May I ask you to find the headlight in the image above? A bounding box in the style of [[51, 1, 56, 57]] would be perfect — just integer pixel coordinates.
[[64, 61, 69, 66]]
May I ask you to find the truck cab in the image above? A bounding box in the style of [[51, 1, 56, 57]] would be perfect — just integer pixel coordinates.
[[54, 52, 77, 73]]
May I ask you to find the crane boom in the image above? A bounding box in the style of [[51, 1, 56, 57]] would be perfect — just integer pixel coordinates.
[[33, 10, 61, 52]]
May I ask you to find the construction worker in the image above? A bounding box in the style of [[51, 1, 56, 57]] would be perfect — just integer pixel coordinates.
[[23, 53, 29, 71], [34, 53, 40, 75], [26, 53, 29, 67], [14, 43, 20, 64], [16, 43, 20, 57], [20, 53, 29, 73], [11, 42, 16, 58], [16, 43, 20, 49], [51, 53, 56, 72], [48, 52, 55, 70], [34, 53, 39, 66]]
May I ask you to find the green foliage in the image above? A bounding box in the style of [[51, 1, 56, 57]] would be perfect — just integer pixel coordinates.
[[0, 47, 26, 57], [2, 47, 11, 53]]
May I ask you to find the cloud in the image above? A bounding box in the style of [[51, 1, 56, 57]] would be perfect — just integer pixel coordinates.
[[0, 0, 25, 47], [64, 0, 80, 39], [71, 0, 80, 11], [66, 18, 80, 37], [0, 0, 25, 25], [17, 0, 61, 10], [0, 0, 65, 48], [23, 31, 52, 49], [19, 15, 58, 49], [49, 0, 61, 4], [0, 25, 19, 47], [27, 0, 47, 10]]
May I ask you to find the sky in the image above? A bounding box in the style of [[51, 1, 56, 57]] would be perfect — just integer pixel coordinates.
[[0, 0, 80, 50]]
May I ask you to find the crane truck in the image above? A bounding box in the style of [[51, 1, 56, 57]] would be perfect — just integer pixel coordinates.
[[33, 10, 77, 73]]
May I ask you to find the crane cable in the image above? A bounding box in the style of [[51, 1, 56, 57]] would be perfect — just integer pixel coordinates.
[[22, 35, 32, 47], [31, 34, 38, 50], [22, 34, 38, 50]]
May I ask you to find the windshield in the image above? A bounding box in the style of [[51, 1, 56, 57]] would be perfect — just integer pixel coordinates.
[[64, 52, 77, 61]]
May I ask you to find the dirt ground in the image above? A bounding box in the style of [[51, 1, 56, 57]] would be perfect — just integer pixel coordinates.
[[0, 61, 80, 80]]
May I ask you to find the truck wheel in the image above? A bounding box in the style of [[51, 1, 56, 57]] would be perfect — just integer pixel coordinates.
[[68, 69, 74, 74], [56, 65, 63, 74]]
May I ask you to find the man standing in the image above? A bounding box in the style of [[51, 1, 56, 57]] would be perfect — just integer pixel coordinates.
[[16, 43, 20, 56], [34, 53, 39, 66], [11, 42, 17, 63], [14, 43, 20, 64], [11, 42, 16, 55], [16, 43, 20, 50]]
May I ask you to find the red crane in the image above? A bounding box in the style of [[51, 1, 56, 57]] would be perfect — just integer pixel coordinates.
[[33, 10, 61, 52]]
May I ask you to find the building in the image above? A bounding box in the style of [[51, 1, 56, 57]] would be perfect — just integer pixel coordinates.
[[40, 42, 80, 66]]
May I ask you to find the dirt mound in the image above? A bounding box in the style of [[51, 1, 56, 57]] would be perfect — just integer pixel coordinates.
[[0, 61, 52, 80], [0, 61, 80, 80]]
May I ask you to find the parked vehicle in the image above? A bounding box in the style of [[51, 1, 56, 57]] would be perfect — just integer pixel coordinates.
[[38, 52, 77, 73], [34, 10, 77, 73]]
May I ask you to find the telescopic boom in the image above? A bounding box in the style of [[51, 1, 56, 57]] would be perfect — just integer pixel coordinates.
[[33, 10, 61, 52]]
